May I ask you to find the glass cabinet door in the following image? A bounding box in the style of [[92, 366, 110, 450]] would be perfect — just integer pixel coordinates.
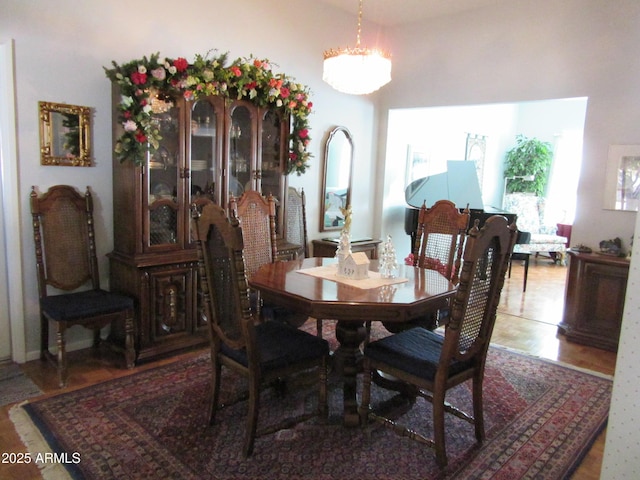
[[260, 109, 285, 202], [147, 104, 181, 249], [227, 102, 256, 199], [189, 98, 222, 205]]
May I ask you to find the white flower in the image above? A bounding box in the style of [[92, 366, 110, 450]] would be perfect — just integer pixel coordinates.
[[142, 104, 153, 114], [123, 120, 138, 132], [168, 65, 177, 75], [138, 65, 147, 74], [121, 95, 134, 108], [276, 99, 283, 107], [202, 69, 214, 82]]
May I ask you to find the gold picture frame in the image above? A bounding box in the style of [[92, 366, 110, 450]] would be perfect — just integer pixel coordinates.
[[39, 101, 92, 166]]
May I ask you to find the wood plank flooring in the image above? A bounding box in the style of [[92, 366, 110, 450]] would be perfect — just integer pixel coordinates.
[[0, 255, 616, 479]]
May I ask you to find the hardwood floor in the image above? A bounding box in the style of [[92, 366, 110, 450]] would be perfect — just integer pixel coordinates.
[[0, 255, 616, 479]]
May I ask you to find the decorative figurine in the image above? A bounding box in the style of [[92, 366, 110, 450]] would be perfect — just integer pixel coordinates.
[[379, 234, 398, 278], [336, 205, 370, 279]]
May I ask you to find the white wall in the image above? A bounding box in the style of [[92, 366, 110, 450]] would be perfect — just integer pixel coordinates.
[[0, 0, 382, 358], [375, 0, 640, 252], [602, 211, 640, 478]]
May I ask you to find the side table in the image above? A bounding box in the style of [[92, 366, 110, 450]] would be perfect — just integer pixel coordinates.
[[312, 238, 381, 259]]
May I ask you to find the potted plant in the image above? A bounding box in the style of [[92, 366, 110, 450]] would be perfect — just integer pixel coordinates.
[[503, 134, 553, 196]]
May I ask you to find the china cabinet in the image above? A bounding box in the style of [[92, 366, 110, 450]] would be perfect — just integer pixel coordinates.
[[109, 87, 290, 361]]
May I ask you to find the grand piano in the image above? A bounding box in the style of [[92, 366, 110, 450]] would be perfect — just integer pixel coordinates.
[[404, 161, 516, 250]]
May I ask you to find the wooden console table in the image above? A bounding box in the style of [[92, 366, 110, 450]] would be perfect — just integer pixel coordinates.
[[558, 250, 629, 352], [312, 238, 381, 259]]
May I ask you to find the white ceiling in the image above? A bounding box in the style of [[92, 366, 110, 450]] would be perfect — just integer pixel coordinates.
[[316, 0, 507, 26]]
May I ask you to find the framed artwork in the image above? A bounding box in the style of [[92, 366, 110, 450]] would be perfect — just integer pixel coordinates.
[[604, 144, 640, 211], [405, 145, 430, 187], [465, 133, 486, 188], [39, 101, 92, 166]]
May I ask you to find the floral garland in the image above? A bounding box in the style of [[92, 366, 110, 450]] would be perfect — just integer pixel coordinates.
[[104, 51, 312, 175]]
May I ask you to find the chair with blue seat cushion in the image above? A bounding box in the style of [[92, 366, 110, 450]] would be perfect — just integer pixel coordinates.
[[191, 202, 329, 457], [30, 185, 135, 388], [359, 215, 517, 467]]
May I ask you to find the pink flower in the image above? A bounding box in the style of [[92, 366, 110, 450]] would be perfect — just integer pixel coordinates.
[[151, 67, 166, 80], [298, 128, 309, 139], [404, 253, 414, 266], [230, 66, 242, 77], [280, 87, 290, 99], [123, 120, 137, 132]]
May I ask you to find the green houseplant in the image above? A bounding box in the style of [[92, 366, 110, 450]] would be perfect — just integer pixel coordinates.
[[503, 134, 553, 196]]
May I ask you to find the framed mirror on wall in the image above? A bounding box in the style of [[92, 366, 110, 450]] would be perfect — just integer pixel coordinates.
[[320, 126, 354, 231], [604, 144, 640, 211], [39, 101, 92, 166]]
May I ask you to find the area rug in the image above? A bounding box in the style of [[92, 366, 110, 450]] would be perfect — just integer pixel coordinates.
[[10, 336, 612, 480], [0, 363, 42, 407]]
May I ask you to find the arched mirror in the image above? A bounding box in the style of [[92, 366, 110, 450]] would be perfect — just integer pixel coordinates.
[[320, 126, 354, 231]]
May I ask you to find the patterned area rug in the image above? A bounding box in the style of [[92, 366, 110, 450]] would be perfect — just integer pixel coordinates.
[[0, 363, 42, 407], [10, 329, 612, 480]]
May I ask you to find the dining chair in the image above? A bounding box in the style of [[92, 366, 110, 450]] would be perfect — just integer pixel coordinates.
[[228, 190, 277, 280], [191, 203, 329, 457], [285, 186, 309, 258], [30, 185, 135, 388], [359, 215, 517, 467], [378, 200, 470, 339], [229, 190, 277, 318]]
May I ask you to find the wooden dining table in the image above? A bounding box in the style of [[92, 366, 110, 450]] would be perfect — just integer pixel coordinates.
[[249, 257, 456, 427]]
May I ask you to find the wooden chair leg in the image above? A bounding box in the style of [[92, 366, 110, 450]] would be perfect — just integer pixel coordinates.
[[243, 374, 260, 457], [56, 323, 67, 388], [40, 315, 49, 361], [318, 357, 328, 421], [124, 313, 136, 368], [432, 389, 448, 467], [472, 373, 486, 442], [208, 357, 222, 425]]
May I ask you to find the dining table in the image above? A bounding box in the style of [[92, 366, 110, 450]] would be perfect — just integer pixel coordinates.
[[249, 257, 456, 427]]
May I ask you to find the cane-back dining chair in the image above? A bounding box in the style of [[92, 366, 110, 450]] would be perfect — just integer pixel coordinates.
[[192, 203, 329, 457], [376, 200, 470, 339], [413, 199, 470, 284], [30, 185, 135, 388], [229, 190, 277, 317], [359, 215, 517, 467], [228, 190, 277, 279], [285, 186, 309, 258]]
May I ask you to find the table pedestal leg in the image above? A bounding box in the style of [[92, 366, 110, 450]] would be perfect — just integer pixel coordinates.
[[335, 320, 366, 427]]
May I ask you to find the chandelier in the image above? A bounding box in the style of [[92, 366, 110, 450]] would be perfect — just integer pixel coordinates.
[[322, 0, 392, 95]]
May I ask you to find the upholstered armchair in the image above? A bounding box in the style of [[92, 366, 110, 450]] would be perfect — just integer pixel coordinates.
[[503, 193, 568, 264]]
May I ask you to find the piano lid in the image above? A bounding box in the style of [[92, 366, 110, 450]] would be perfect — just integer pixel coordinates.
[[405, 160, 484, 210]]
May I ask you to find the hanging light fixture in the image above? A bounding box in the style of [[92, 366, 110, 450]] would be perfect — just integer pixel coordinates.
[[323, 0, 392, 95]]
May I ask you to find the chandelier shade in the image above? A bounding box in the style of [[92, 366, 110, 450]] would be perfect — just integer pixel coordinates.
[[322, 0, 392, 95], [323, 47, 391, 95]]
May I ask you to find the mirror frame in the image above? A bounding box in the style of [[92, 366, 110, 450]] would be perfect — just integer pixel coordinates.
[[39, 101, 92, 166], [320, 126, 354, 232]]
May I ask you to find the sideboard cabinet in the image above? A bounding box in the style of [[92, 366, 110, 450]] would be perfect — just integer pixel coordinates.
[[109, 86, 290, 361], [559, 251, 629, 352]]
